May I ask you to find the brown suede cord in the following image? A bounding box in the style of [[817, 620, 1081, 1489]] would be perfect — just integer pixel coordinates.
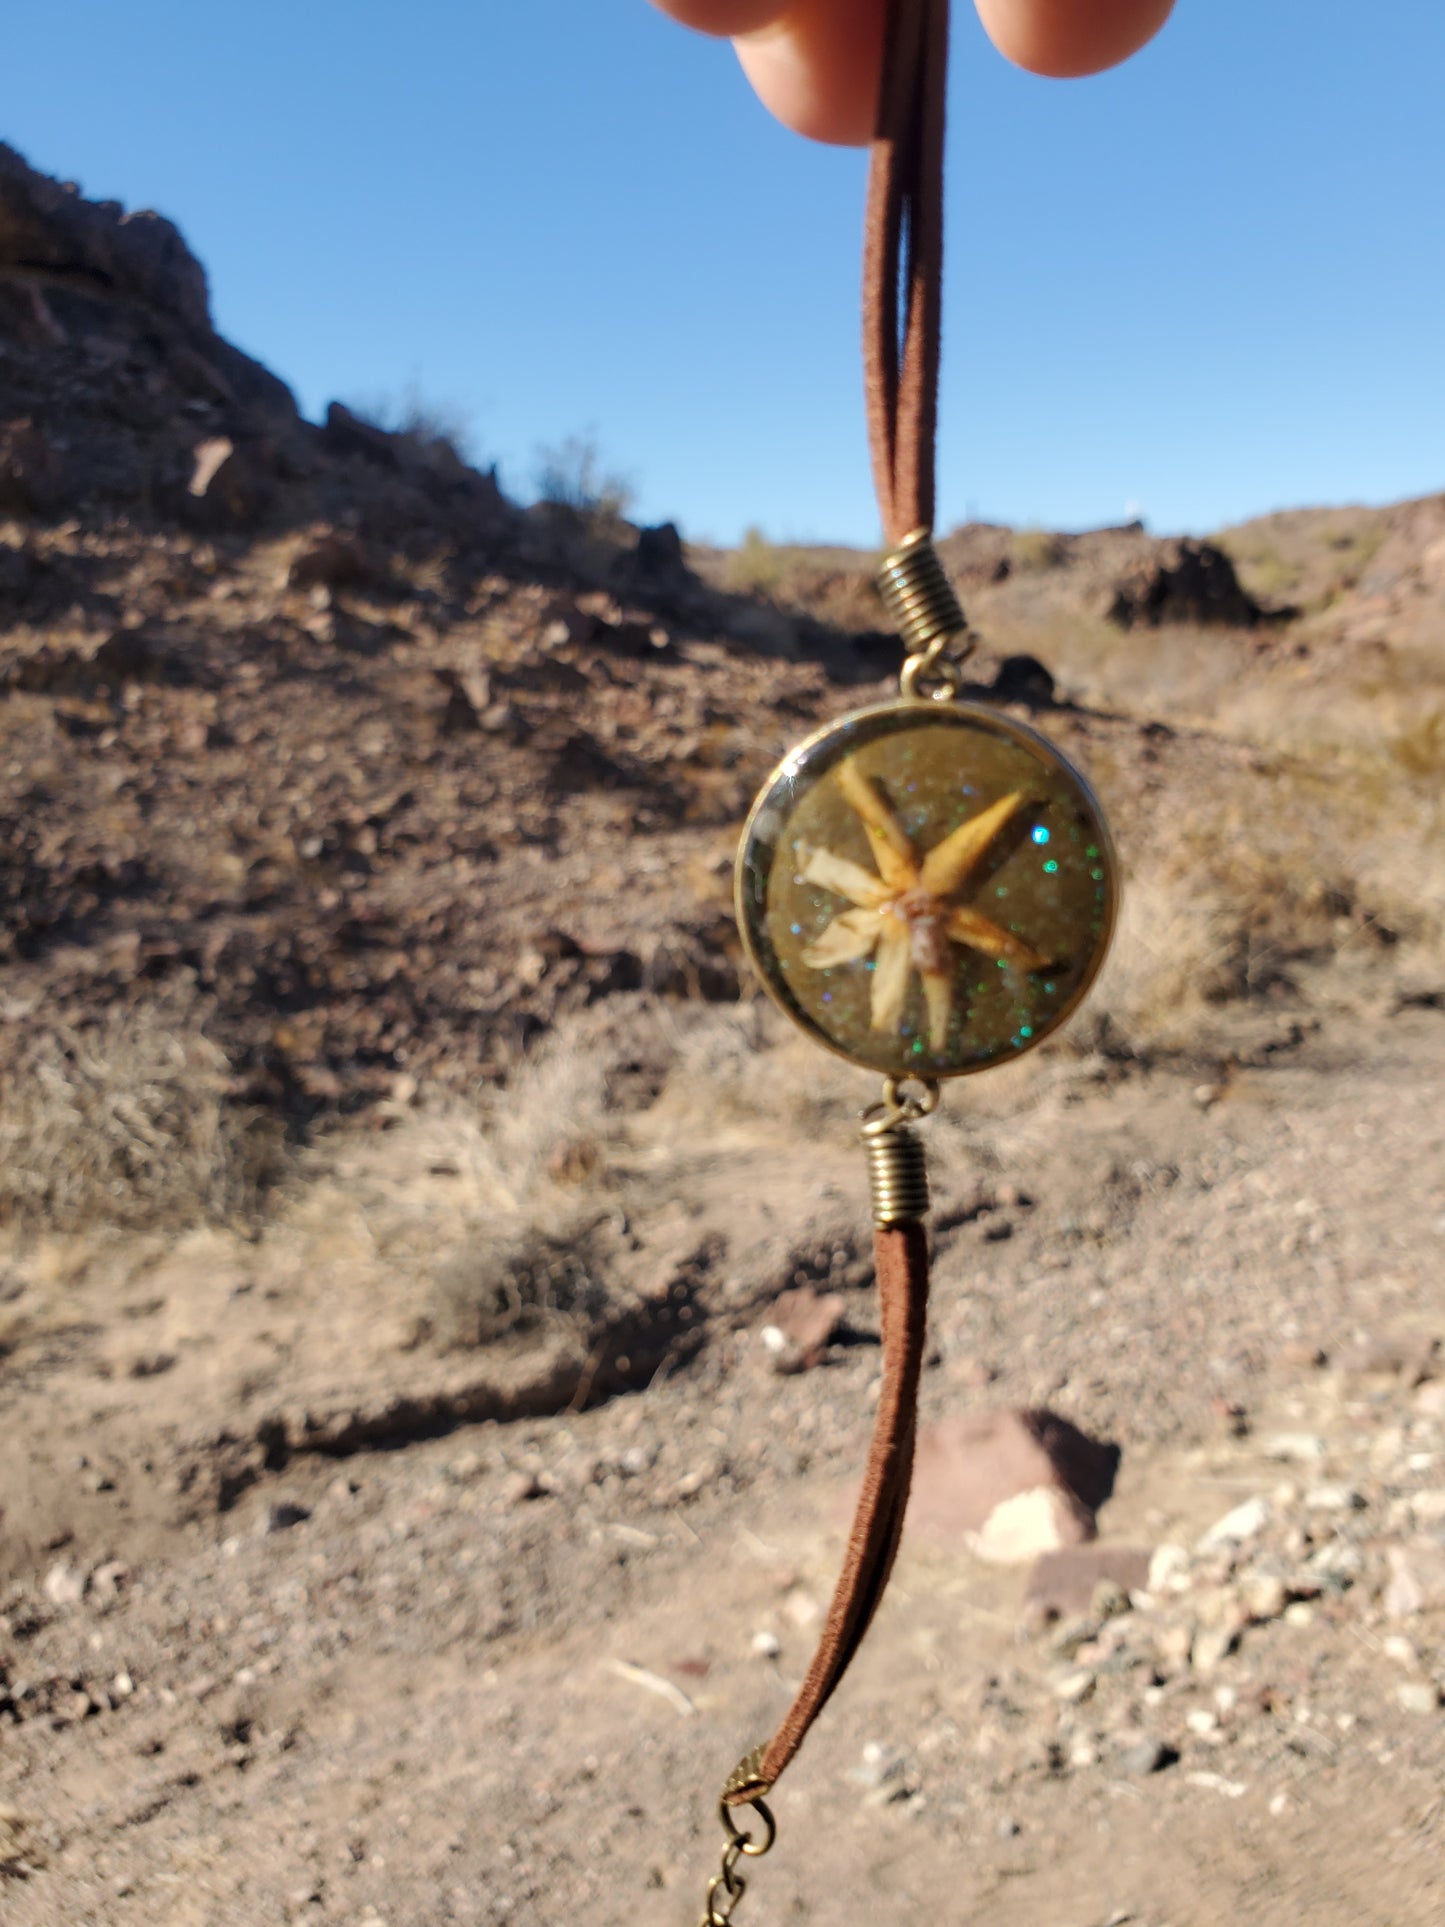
[[746, 1222, 931, 1796], [863, 0, 949, 549], [722, 1, 946, 1810]]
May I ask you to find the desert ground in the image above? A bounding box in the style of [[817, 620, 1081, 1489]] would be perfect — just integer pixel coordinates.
[[2, 145, 1444, 1925]]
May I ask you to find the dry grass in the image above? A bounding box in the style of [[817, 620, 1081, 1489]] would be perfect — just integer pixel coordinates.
[[286, 1018, 646, 1350], [0, 1006, 284, 1233], [724, 527, 794, 597]]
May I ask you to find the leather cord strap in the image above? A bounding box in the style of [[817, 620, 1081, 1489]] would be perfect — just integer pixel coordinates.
[[722, 0, 947, 1813], [728, 1223, 931, 1801], [864, 0, 950, 549]]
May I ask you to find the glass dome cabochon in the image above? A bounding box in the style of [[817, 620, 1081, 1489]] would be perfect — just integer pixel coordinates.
[[736, 702, 1117, 1079]]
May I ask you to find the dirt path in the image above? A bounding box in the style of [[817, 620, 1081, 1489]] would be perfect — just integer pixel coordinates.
[[3, 1007, 1444, 1925]]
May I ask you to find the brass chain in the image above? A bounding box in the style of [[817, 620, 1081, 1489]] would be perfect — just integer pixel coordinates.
[[698, 1798, 776, 1927]]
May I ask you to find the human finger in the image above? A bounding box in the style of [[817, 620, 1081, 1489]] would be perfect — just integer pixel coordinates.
[[975, 0, 1175, 78], [653, 0, 1176, 148]]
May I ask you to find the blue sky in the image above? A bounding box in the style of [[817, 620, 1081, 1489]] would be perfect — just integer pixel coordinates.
[[5, 2, 1444, 545]]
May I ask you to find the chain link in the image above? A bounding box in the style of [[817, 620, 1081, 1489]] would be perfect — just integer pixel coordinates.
[[698, 1798, 775, 1927]]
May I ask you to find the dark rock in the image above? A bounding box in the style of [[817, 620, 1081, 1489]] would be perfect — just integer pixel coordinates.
[[991, 653, 1055, 705], [1107, 538, 1269, 629], [262, 1501, 311, 1534], [0, 418, 67, 517], [322, 402, 402, 469], [287, 529, 379, 592]]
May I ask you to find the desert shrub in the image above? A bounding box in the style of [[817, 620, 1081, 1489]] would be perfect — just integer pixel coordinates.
[[0, 1008, 284, 1232], [1013, 526, 1063, 572], [532, 432, 635, 521], [1391, 708, 1445, 780], [291, 1019, 642, 1350], [1079, 868, 1240, 1055], [726, 526, 790, 596], [344, 382, 476, 463]]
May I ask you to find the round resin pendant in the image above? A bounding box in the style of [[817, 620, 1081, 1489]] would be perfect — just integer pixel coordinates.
[[736, 702, 1117, 1079]]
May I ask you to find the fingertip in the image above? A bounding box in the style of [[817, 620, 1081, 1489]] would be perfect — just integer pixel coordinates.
[[974, 0, 1175, 78], [648, 1, 786, 33], [735, 0, 886, 147]]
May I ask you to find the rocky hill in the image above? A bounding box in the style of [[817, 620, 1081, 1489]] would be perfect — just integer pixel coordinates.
[[4, 145, 1441, 1155], [2, 144, 1445, 1927]]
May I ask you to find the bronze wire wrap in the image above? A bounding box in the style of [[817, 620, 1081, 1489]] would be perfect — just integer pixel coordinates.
[[703, 0, 955, 1913]]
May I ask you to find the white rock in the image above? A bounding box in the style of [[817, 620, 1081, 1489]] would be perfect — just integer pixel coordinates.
[[1304, 1483, 1365, 1513], [1199, 1498, 1270, 1550], [1382, 1635, 1419, 1668], [1240, 1572, 1289, 1622], [1148, 1544, 1192, 1593], [1408, 1488, 1445, 1527], [1193, 1626, 1237, 1673], [1052, 1668, 1096, 1704], [750, 1630, 781, 1661], [42, 1561, 86, 1608], [1186, 1708, 1219, 1736], [1283, 1601, 1316, 1627], [1396, 1681, 1441, 1716], [965, 1487, 1092, 1566]]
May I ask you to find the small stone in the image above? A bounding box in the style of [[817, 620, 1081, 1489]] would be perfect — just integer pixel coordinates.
[[1240, 1573, 1289, 1623], [1118, 1737, 1178, 1777], [1186, 1708, 1219, 1736], [1414, 1382, 1445, 1419], [996, 1815, 1020, 1840], [504, 1470, 549, 1505], [1155, 1621, 1196, 1669], [1192, 1626, 1237, 1674], [1275, 1341, 1328, 1372], [1282, 1601, 1316, 1628], [1382, 1635, 1418, 1668], [782, 1587, 821, 1629], [849, 1741, 907, 1791], [750, 1630, 781, 1661], [110, 1672, 135, 1702], [1052, 1668, 1097, 1704], [1396, 1682, 1441, 1716], [764, 1285, 846, 1372], [88, 1560, 129, 1603], [618, 1444, 654, 1478], [1408, 1488, 1445, 1527], [261, 1501, 311, 1534], [1068, 1736, 1100, 1768], [1304, 1483, 1365, 1513], [1199, 1497, 1269, 1550], [1263, 1433, 1327, 1464], [1384, 1538, 1445, 1618], [1148, 1544, 1191, 1595], [43, 1561, 86, 1608]]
